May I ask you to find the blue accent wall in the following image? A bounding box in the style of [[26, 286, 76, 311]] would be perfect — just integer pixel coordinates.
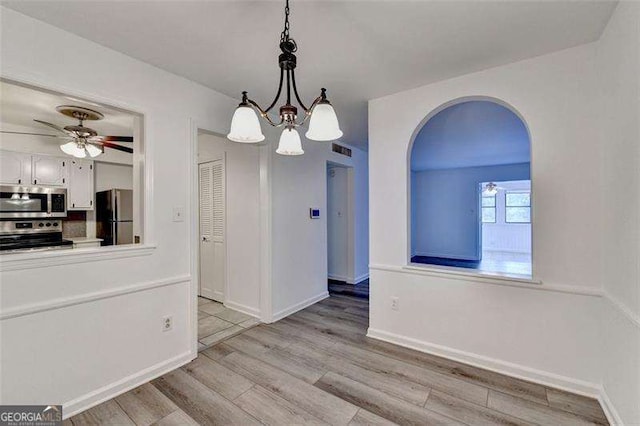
[[411, 101, 530, 171], [411, 163, 530, 260]]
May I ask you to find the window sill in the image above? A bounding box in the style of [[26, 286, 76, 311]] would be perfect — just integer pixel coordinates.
[[0, 244, 156, 272], [404, 263, 539, 285]]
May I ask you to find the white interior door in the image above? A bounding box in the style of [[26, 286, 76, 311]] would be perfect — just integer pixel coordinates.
[[199, 159, 226, 301]]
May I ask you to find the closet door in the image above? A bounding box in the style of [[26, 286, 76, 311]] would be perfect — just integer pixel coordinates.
[[199, 158, 225, 301]]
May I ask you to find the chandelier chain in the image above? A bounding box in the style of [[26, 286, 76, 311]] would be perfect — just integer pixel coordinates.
[[280, 0, 291, 43]]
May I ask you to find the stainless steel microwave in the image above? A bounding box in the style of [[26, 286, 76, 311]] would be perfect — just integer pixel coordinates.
[[0, 185, 67, 219]]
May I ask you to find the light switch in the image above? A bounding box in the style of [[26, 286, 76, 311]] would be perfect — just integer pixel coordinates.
[[173, 207, 185, 222]]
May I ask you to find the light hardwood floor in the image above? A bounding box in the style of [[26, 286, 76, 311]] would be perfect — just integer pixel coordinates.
[[66, 290, 608, 425]]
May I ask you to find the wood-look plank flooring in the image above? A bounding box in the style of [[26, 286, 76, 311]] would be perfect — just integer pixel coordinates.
[[67, 288, 609, 425]]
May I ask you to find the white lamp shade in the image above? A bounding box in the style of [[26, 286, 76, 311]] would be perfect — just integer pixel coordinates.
[[305, 103, 343, 141], [60, 141, 87, 158], [227, 105, 265, 143], [85, 144, 103, 158], [276, 128, 304, 156]]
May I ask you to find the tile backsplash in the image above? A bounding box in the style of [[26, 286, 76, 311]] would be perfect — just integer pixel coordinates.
[[63, 211, 87, 238]]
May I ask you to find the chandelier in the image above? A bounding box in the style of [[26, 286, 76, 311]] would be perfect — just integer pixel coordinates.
[[227, 0, 342, 155]]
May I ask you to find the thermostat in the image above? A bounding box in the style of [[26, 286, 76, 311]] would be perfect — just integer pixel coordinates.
[[309, 208, 320, 219]]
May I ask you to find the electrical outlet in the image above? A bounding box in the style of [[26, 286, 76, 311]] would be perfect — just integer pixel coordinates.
[[391, 297, 399, 311], [162, 316, 173, 332]]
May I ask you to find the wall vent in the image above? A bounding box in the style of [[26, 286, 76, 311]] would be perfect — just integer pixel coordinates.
[[332, 143, 352, 157]]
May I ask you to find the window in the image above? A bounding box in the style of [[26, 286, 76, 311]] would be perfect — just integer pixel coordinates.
[[506, 191, 531, 223], [481, 195, 496, 223]]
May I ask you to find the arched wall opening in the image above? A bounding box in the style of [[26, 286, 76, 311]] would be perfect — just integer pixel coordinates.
[[408, 97, 532, 277]]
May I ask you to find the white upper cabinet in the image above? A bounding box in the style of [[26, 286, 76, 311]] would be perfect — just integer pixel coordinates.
[[31, 154, 67, 186], [0, 150, 31, 185], [68, 159, 94, 210]]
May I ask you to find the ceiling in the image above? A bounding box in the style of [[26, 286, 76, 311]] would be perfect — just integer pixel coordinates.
[[411, 101, 530, 171], [2, 1, 617, 149], [0, 80, 135, 136]]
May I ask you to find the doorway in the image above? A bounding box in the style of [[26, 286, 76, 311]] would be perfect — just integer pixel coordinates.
[[198, 157, 225, 302], [327, 163, 354, 284]]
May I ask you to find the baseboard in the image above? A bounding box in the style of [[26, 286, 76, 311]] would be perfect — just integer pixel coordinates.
[[329, 273, 369, 285], [271, 291, 329, 323], [224, 300, 260, 318], [328, 274, 350, 283], [348, 273, 369, 284], [598, 386, 624, 426], [367, 328, 601, 398], [63, 350, 194, 419]]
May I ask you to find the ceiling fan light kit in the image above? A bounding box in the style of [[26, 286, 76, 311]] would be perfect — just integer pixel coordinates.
[[483, 182, 499, 195], [1, 104, 133, 158], [227, 0, 342, 155]]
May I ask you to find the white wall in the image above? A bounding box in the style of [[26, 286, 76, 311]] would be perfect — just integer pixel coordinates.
[[0, 7, 239, 417], [369, 5, 639, 422], [327, 165, 350, 281], [411, 163, 530, 260], [596, 2, 640, 424], [369, 42, 606, 397], [271, 140, 368, 319], [198, 132, 261, 315]]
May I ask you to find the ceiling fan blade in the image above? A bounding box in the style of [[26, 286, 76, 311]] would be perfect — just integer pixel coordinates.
[[0, 130, 65, 138], [98, 141, 133, 154], [93, 135, 134, 143], [33, 119, 70, 135]]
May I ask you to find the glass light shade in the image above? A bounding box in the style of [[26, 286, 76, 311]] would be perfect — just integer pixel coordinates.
[[305, 102, 343, 141], [21, 194, 30, 200], [276, 128, 304, 156], [483, 183, 498, 196], [85, 144, 103, 158], [10, 193, 20, 200], [60, 141, 87, 158], [227, 105, 265, 143]]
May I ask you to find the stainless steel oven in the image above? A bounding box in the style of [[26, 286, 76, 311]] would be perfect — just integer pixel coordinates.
[[0, 185, 67, 219]]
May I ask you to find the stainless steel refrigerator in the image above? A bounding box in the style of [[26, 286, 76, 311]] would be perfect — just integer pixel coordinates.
[[96, 189, 133, 246]]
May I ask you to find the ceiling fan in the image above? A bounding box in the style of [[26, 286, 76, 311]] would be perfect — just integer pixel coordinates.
[[482, 182, 506, 195], [1, 105, 133, 158]]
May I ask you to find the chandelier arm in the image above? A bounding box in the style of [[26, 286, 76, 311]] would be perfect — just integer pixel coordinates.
[[291, 95, 323, 126], [246, 98, 285, 127], [264, 67, 285, 114], [290, 69, 310, 113]]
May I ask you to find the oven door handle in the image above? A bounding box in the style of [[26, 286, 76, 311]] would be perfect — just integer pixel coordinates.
[[47, 193, 52, 215]]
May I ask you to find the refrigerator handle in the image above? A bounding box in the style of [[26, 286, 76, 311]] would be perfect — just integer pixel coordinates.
[[112, 221, 117, 246]]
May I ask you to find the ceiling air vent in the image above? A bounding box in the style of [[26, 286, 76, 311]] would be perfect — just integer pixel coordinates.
[[332, 143, 352, 157]]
